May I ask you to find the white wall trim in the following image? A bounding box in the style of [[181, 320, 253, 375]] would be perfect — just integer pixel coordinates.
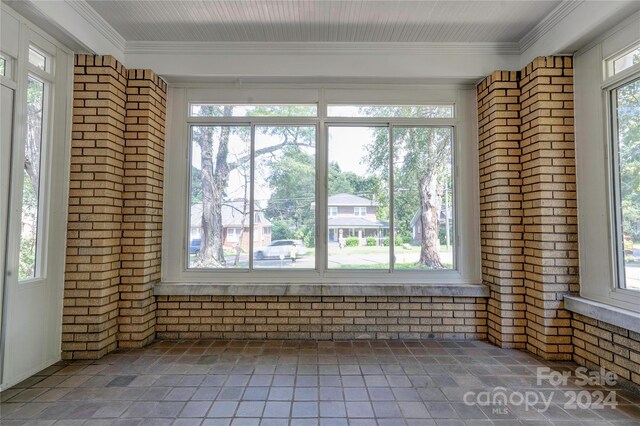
[[125, 41, 521, 56], [64, 0, 126, 54], [518, 0, 584, 53]]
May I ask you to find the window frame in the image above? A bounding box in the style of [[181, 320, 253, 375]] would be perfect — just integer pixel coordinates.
[[574, 24, 640, 313], [162, 85, 481, 285], [16, 40, 55, 283], [606, 71, 640, 303]]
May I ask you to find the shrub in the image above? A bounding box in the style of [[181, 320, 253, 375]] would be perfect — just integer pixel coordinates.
[[304, 230, 315, 248], [366, 237, 377, 246], [345, 237, 360, 247], [395, 236, 404, 246], [383, 236, 390, 246]]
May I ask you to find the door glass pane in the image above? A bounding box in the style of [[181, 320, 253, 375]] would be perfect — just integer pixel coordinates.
[[189, 125, 251, 269], [190, 104, 317, 117], [614, 78, 640, 291], [327, 126, 389, 269], [254, 125, 316, 269], [393, 127, 453, 270], [19, 75, 45, 280], [0, 56, 6, 76]]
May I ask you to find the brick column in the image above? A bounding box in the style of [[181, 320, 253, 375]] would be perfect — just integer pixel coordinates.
[[520, 57, 578, 360], [118, 70, 167, 348], [477, 71, 527, 349], [477, 57, 579, 360], [64, 55, 127, 359], [64, 55, 166, 359]]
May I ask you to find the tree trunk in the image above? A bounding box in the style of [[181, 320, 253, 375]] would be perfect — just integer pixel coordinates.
[[197, 111, 233, 266], [418, 174, 444, 268]]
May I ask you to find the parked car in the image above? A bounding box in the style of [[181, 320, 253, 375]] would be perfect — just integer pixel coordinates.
[[189, 239, 201, 254], [254, 239, 308, 260]]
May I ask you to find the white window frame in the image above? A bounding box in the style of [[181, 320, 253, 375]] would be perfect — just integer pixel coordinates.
[[607, 71, 640, 299], [328, 206, 338, 217], [15, 38, 56, 282], [162, 84, 481, 285], [353, 207, 367, 217], [574, 13, 640, 313]]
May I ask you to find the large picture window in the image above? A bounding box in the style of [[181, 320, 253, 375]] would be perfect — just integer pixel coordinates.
[[611, 75, 640, 291], [162, 87, 481, 286], [185, 102, 456, 274]]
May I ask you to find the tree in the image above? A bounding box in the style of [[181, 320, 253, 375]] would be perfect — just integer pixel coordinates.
[[617, 75, 640, 242], [364, 107, 452, 268]]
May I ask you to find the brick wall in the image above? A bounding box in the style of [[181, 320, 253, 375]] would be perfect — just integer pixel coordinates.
[[572, 314, 640, 391], [119, 70, 167, 348], [477, 56, 579, 360], [520, 57, 578, 360], [155, 296, 487, 340], [477, 71, 526, 349], [63, 55, 166, 359], [64, 56, 128, 359]]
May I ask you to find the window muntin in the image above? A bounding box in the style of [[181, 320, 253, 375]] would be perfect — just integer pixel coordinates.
[[190, 104, 317, 117], [327, 104, 454, 118], [612, 77, 640, 292], [19, 75, 46, 280]]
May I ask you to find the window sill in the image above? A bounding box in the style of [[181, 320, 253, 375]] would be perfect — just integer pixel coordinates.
[[564, 295, 640, 334], [154, 282, 489, 297]]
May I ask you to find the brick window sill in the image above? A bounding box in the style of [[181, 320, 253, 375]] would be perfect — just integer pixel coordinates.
[[154, 282, 489, 297], [564, 295, 640, 334]]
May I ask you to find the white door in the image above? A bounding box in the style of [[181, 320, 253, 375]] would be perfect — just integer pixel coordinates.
[[1, 32, 71, 390], [0, 82, 14, 385]]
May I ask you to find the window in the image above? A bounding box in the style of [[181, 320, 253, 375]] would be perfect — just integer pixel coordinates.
[[611, 45, 640, 76], [188, 112, 316, 270], [28, 46, 47, 71], [18, 74, 46, 280], [190, 104, 317, 117], [354, 207, 367, 217], [164, 88, 479, 285], [328, 105, 453, 118], [611, 76, 640, 292], [226, 228, 242, 243], [0, 55, 6, 77]]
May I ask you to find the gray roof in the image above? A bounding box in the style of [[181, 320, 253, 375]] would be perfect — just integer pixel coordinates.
[[328, 217, 388, 228], [190, 200, 271, 228], [327, 193, 378, 206]]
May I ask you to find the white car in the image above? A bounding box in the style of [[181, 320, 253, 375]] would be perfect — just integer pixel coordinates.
[[254, 239, 308, 260]]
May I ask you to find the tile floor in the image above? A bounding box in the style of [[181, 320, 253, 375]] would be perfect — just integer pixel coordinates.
[[1, 340, 639, 425]]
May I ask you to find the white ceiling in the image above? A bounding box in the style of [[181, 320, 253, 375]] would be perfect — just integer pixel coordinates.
[[85, 0, 563, 43]]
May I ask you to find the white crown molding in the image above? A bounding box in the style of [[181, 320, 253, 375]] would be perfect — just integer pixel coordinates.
[[124, 41, 521, 56], [518, 0, 584, 53], [64, 0, 126, 53]]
